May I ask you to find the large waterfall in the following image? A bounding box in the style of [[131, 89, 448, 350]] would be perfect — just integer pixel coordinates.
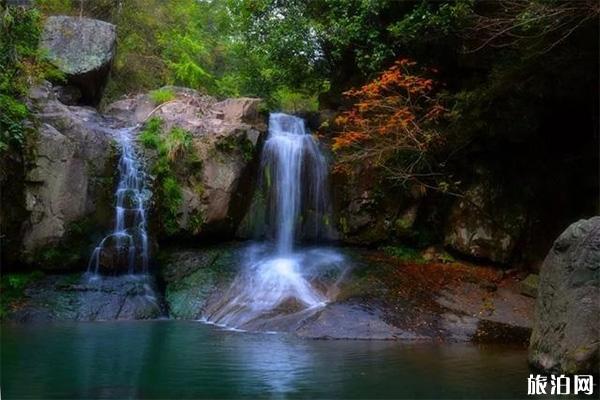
[[87, 127, 150, 276], [204, 113, 343, 330]]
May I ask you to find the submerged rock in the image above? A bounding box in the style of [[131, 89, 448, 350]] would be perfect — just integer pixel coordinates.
[[529, 217, 600, 374], [41, 16, 116, 105]]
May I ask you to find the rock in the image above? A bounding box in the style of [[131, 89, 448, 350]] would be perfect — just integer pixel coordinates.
[[160, 245, 241, 319], [519, 274, 539, 297], [19, 82, 117, 268], [41, 16, 116, 105], [4, 274, 162, 322], [444, 172, 526, 263], [529, 217, 600, 374], [212, 97, 263, 125], [105, 87, 266, 238], [332, 165, 424, 245], [296, 303, 424, 340], [53, 85, 82, 105]]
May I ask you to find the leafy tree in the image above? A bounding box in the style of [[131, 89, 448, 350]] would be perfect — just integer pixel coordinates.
[[333, 58, 447, 190]]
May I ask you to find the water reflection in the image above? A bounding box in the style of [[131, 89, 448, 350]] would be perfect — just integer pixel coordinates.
[[1, 321, 530, 399]]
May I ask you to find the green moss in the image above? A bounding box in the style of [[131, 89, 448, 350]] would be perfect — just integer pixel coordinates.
[[162, 176, 183, 236], [189, 210, 205, 234], [149, 87, 176, 105], [339, 216, 349, 235], [381, 245, 424, 263], [216, 134, 255, 162]]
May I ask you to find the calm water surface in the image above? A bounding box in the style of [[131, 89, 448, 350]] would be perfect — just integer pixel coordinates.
[[1, 320, 531, 399]]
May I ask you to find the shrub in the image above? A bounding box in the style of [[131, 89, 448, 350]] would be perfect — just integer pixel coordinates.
[[149, 87, 176, 105]]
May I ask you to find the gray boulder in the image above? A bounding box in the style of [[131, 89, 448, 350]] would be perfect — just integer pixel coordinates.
[[21, 82, 117, 268], [41, 16, 116, 105], [529, 217, 600, 373]]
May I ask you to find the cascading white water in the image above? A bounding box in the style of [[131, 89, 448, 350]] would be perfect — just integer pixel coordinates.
[[262, 113, 331, 253], [204, 113, 343, 330], [87, 127, 150, 275]]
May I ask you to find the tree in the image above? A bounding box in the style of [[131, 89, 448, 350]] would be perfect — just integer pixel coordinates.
[[332, 58, 447, 189]]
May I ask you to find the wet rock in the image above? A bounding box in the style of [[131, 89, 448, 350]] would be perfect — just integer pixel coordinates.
[[444, 171, 526, 263], [160, 245, 241, 319], [296, 303, 424, 340], [41, 16, 116, 105], [4, 274, 162, 322], [529, 217, 600, 374]]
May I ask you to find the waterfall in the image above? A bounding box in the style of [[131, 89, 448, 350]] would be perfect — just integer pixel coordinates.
[[204, 113, 343, 330], [87, 127, 150, 276], [262, 113, 330, 253]]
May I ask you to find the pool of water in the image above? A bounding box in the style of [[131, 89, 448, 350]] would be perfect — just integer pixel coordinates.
[[1, 320, 531, 399]]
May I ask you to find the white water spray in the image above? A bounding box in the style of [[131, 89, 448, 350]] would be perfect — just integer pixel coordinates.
[[205, 113, 342, 329], [87, 127, 150, 275]]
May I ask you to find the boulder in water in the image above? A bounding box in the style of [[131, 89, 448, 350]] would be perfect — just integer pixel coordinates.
[[41, 16, 116, 105], [529, 217, 600, 374]]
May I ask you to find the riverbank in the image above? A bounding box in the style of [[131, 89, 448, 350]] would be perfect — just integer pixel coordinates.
[[2, 243, 534, 344]]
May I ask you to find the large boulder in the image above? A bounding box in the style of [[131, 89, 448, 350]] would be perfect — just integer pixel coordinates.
[[105, 87, 266, 238], [444, 172, 526, 263], [20, 82, 117, 268], [41, 16, 116, 105], [529, 217, 600, 374]]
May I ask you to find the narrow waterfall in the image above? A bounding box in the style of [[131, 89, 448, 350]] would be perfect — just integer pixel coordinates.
[[262, 113, 330, 253], [87, 127, 150, 275], [204, 113, 343, 330]]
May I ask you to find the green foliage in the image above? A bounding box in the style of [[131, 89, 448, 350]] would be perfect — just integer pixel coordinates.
[[165, 127, 192, 161], [216, 134, 254, 161], [274, 88, 319, 113], [139, 118, 193, 236], [149, 87, 176, 105], [161, 176, 183, 236], [139, 117, 163, 149], [0, 5, 62, 153], [388, 0, 473, 43], [0, 270, 44, 318], [381, 245, 424, 263]]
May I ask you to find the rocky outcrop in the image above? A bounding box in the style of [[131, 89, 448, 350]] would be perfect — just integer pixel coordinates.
[[20, 82, 117, 268], [41, 16, 116, 105], [331, 165, 425, 245], [444, 173, 526, 263], [106, 87, 266, 238], [159, 244, 533, 342], [529, 217, 600, 374], [160, 245, 242, 319], [4, 274, 162, 322]]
